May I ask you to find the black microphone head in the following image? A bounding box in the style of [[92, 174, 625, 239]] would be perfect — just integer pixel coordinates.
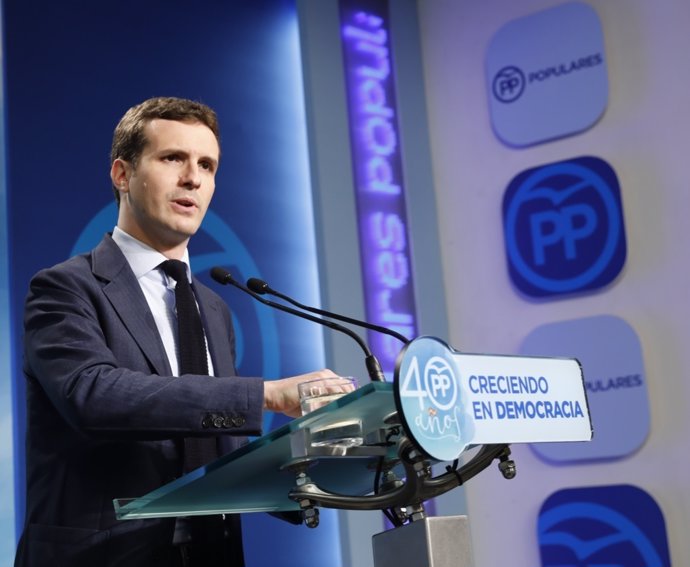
[[246, 277, 269, 294], [210, 267, 233, 285]]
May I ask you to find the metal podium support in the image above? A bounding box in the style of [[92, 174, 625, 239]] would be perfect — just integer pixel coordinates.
[[114, 338, 592, 567], [373, 516, 474, 567]]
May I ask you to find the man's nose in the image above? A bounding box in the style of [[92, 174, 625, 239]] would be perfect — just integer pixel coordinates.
[[179, 162, 201, 188]]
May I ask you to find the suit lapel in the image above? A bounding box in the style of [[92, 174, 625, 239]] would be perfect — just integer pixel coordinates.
[[92, 235, 172, 376], [195, 281, 236, 377]]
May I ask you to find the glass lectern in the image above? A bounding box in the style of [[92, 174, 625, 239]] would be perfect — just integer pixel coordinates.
[[114, 382, 399, 519], [114, 337, 592, 567]]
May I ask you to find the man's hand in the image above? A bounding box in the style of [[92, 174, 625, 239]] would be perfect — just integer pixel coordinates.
[[264, 369, 343, 418]]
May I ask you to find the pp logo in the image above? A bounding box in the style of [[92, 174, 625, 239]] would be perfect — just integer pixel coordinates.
[[503, 156, 626, 297], [538, 485, 671, 567], [485, 2, 608, 146], [492, 66, 526, 103], [424, 356, 458, 411], [522, 315, 649, 463], [396, 336, 468, 461]]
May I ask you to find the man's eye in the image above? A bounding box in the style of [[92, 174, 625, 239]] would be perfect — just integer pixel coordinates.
[[164, 154, 181, 162], [200, 161, 214, 172]]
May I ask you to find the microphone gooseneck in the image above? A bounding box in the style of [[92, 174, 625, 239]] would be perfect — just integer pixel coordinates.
[[210, 267, 385, 382], [246, 277, 410, 345]]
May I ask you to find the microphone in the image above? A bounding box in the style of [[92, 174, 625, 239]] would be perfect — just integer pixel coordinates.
[[210, 267, 385, 382], [246, 277, 410, 346]]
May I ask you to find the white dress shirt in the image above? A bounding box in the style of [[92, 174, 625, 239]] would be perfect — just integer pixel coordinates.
[[111, 226, 214, 376]]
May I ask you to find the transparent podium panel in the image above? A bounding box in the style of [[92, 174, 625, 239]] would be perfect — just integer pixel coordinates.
[[114, 382, 396, 520]]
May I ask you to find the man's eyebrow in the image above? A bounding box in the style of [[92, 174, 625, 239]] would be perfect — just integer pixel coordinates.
[[200, 155, 219, 168], [154, 146, 186, 155], [155, 147, 218, 162]]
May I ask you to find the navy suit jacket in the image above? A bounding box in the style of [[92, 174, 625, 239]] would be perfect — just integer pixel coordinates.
[[15, 234, 264, 567]]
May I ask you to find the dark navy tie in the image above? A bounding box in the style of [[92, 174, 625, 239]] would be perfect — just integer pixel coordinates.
[[160, 259, 217, 472]]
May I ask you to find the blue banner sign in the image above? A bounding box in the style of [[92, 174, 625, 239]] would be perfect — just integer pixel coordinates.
[[340, 0, 417, 378], [394, 337, 592, 461]]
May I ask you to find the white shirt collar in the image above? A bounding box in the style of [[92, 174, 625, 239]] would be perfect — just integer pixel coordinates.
[[112, 226, 191, 282]]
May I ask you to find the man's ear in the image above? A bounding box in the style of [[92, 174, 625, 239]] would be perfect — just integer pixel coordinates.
[[110, 158, 132, 195]]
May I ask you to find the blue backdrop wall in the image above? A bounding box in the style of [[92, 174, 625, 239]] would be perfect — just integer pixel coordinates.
[[2, 1, 338, 565]]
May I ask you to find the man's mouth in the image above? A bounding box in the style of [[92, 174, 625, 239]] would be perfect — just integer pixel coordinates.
[[172, 197, 197, 209]]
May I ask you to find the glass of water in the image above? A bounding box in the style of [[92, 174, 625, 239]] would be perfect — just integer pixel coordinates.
[[298, 376, 358, 416]]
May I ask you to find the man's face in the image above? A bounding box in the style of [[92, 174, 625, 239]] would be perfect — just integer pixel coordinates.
[[113, 119, 219, 255]]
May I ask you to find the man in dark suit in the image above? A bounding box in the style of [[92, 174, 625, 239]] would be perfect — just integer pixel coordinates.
[[15, 97, 339, 567]]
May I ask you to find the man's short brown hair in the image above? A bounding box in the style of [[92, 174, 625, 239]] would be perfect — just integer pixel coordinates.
[[110, 97, 220, 204]]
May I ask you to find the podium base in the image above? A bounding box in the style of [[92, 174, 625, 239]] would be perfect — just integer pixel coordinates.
[[372, 516, 474, 567]]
